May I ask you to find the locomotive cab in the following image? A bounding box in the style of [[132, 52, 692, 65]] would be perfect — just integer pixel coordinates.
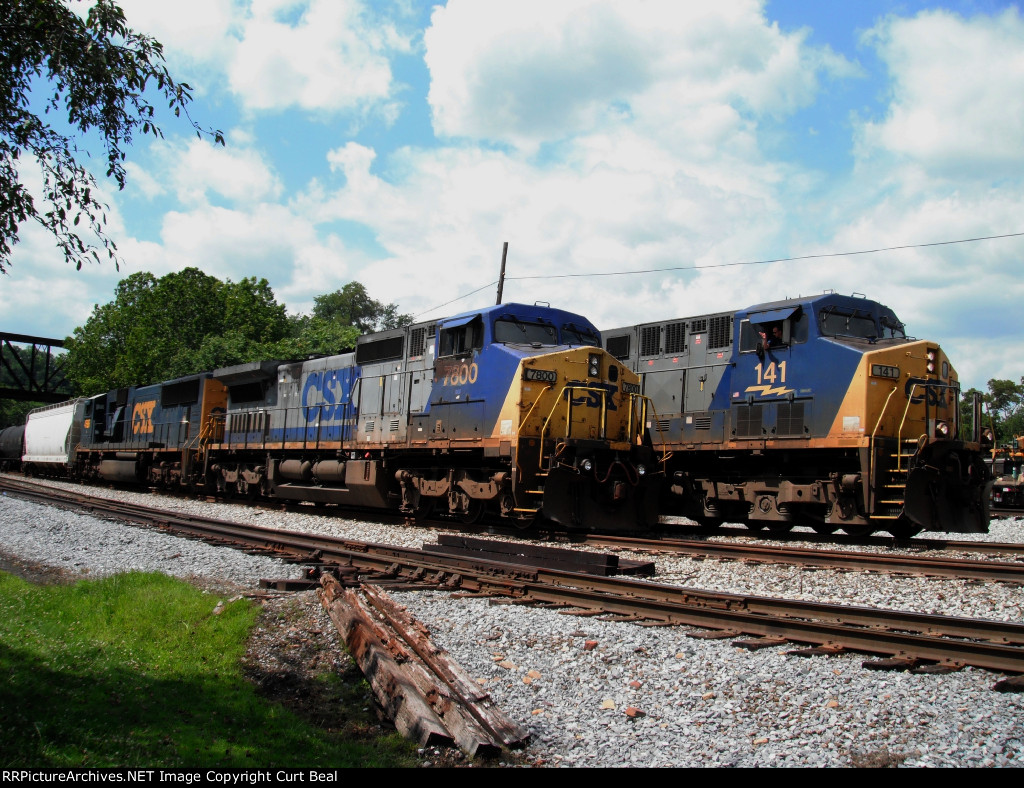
[[606, 292, 991, 537]]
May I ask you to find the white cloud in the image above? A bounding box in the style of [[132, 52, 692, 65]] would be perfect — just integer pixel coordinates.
[[228, 0, 407, 113], [859, 8, 1024, 177], [118, 0, 237, 66], [125, 138, 283, 207], [424, 0, 854, 150]]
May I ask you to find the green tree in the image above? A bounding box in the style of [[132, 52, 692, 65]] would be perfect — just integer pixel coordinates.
[[986, 377, 1024, 444], [0, 0, 223, 273], [312, 282, 412, 333], [64, 268, 290, 392]]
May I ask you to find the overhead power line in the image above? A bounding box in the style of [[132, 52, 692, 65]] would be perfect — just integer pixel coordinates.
[[507, 231, 1024, 281], [415, 230, 1024, 318]]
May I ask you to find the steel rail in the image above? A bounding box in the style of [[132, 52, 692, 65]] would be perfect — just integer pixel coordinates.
[[581, 533, 1024, 584], [658, 520, 1024, 557], [6, 476, 1024, 673]]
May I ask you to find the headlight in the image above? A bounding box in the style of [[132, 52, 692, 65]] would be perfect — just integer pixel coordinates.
[[588, 353, 601, 378], [934, 420, 950, 438], [636, 464, 646, 477], [579, 458, 593, 472]]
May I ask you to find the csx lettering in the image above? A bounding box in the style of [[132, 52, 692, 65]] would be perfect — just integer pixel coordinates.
[[302, 371, 351, 423], [440, 362, 478, 386], [904, 378, 948, 407], [570, 384, 619, 411], [132, 400, 156, 435]]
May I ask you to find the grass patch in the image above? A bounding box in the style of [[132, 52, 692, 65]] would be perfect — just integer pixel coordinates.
[[0, 571, 419, 768]]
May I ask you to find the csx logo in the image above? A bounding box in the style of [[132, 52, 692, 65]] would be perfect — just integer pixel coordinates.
[[904, 378, 949, 407], [570, 383, 619, 411], [302, 370, 354, 423], [132, 400, 156, 435]]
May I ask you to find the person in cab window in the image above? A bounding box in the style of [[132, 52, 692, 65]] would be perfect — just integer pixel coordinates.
[[759, 323, 784, 348]]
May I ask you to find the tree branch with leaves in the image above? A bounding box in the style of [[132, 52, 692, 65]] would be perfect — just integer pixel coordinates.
[[0, 0, 223, 273]]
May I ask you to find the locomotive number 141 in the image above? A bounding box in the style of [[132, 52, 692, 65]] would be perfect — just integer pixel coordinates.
[[754, 361, 788, 385]]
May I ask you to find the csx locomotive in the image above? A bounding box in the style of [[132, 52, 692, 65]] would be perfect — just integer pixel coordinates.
[[605, 292, 992, 537], [55, 302, 654, 531]]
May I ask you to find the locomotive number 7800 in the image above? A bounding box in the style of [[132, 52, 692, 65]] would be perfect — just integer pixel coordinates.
[[440, 362, 479, 386]]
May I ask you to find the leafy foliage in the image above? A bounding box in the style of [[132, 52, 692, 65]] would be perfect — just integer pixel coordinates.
[[0, 0, 224, 273], [64, 268, 291, 392], [959, 378, 1024, 444], [311, 282, 412, 333], [986, 377, 1024, 444], [64, 272, 409, 394]]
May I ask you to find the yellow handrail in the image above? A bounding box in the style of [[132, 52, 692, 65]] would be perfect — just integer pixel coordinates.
[[868, 385, 901, 492]]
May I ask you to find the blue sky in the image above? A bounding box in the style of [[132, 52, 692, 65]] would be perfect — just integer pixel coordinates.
[[3, 0, 1024, 392]]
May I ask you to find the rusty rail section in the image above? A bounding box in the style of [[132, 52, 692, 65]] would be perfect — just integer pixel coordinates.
[[6, 476, 1024, 675], [319, 577, 529, 756], [581, 533, 1024, 584]]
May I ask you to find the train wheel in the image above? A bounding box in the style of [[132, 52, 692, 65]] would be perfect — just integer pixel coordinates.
[[693, 517, 722, 533], [885, 522, 923, 539], [412, 497, 434, 523], [513, 512, 538, 531], [460, 500, 485, 525]]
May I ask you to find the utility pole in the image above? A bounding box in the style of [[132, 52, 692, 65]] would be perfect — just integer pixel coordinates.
[[495, 242, 508, 305]]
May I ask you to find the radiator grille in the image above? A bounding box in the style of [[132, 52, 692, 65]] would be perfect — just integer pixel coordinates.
[[776, 402, 805, 436], [640, 326, 661, 357], [664, 321, 686, 354], [708, 315, 732, 349], [735, 405, 763, 438]]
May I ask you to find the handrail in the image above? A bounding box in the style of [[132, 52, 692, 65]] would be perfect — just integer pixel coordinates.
[[538, 383, 612, 471], [631, 393, 671, 472], [868, 384, 901, 493]]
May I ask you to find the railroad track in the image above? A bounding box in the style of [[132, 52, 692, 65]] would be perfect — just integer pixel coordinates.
[[659, 519, 1024, 557], [581, 533, 1024, 584], [4, 475, 1024, 678]]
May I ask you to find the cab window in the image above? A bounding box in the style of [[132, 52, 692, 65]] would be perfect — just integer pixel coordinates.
[[819, 307, 878, 339], [739, 313, 807, 352], [439, 318, 483, 356], [494, 319, 557, 346], [561, 324, 600, 347]]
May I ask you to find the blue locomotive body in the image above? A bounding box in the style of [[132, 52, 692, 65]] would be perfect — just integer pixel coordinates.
[[72, 303, 651, 531], [605, 293, 992, 536]]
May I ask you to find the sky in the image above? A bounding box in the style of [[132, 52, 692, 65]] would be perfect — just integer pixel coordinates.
[[3, 0, 1023, 392]]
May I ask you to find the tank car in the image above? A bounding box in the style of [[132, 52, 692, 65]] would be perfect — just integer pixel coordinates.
[[0, 424, 25, 471], [22, 399, 87, 476], [604, 292, 992, 537]]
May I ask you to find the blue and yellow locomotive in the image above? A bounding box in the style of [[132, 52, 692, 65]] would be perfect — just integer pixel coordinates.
[[73, 303, 653, 531], [605, 292, 992, 537]]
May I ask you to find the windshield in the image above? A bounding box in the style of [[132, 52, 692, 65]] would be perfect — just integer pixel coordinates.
[[819, 307, 879, 339], [494, 319, 558, 346], [562, 323, 600, 346], [879, 312, 906, 339]]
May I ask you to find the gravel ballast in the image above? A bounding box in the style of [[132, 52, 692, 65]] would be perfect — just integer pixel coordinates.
[[2, 479, 1023, 768]]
